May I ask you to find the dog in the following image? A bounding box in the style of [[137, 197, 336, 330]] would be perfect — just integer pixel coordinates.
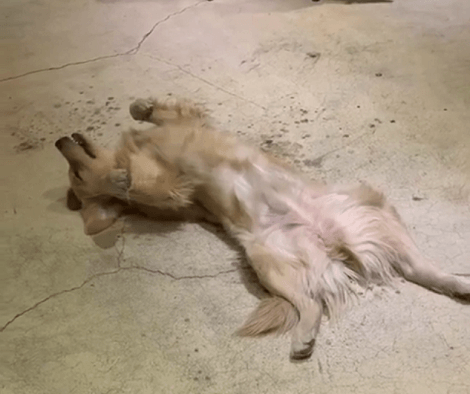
[[55, 96, 470, 360]]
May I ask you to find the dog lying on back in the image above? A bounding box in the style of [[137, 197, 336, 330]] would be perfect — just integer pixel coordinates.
[[56, 97, 470, 360]]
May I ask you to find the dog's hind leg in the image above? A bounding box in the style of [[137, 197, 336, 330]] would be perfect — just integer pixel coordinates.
[[394, 239, 470, 301], [245, 242, 323, 360], [346, 215, 470, 301], [337, 199, 470, 301], [290, 298, 323, 360]]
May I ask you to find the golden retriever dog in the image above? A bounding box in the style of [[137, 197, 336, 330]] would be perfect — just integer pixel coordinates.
[[55, 97, 470, 360]]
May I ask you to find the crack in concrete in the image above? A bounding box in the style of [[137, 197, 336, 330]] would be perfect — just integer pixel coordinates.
[[0, 1, 205, 83], [0, 270, 117, 333], [128, 265, 238, 281], [0, 53, 125, 83], [146, 54, 267, 111], [0, 266, 237, 333], [115, 221, 127, 268], [127, 1, 205, 56], [310, 126, 377, 169]]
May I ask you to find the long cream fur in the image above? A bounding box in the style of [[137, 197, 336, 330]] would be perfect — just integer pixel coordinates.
[[56, 97, 470, 361]]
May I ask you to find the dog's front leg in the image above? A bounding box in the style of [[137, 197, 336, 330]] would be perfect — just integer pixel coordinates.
[[129, 98, 156, 123], [106, 168, 219, 225], [129, 97, 206, 126], [106, 164, 196, 211]]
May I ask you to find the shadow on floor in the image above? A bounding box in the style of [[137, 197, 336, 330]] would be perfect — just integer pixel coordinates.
[[93, 213, 269, 300]]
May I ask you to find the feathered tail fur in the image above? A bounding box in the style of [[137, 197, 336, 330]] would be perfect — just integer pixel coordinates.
[[236, 297, 299, 337]]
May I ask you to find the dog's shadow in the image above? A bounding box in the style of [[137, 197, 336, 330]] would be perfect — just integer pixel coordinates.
[[41, 187, 260, 296], [198, 221, 269, 300], [94, 214, 268, 301]]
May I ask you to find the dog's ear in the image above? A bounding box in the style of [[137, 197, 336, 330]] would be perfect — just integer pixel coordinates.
[[80, 200, 124, 235]]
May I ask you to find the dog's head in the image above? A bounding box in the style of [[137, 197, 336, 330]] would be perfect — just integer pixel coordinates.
[[55, 133, 126, 235], [55, 133, 117, 203]]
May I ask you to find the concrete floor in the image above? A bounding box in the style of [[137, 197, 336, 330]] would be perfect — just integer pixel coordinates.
[[1, 0, 470, 393]]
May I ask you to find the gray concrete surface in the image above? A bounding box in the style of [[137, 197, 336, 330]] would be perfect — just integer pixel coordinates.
[[1, 0, 470, 393]]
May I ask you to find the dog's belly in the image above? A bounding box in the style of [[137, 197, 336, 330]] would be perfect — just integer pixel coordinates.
[[213, 158, 350, 264], [229, 164, 324, 257]]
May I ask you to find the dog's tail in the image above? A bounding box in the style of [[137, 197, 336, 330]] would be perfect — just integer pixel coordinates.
[[236, 296, 299, 337]]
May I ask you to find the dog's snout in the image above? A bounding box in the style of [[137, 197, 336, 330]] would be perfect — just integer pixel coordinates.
[[54, 134, 97, 159], [55, 137, 69, 150]]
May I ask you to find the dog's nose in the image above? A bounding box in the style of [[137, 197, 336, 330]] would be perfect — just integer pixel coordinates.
[[55, 137, 69, 150]]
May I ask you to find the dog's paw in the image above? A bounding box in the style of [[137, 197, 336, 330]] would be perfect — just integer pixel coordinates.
[[454, 292, 470, 303], [290, 338, 315, 361], [108, 169, 131, 198], [129, 98, 154, 122]]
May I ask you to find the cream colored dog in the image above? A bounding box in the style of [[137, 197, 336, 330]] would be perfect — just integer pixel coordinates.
[[56, 97, 470, 360]]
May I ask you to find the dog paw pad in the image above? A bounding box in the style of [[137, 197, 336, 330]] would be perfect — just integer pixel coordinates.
[[290, 339, 315, 361], [129, 98, 154, 121], [108, 169, 131, 196]]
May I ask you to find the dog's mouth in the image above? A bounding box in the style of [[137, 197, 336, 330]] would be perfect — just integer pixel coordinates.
[[55, 133, 96, 159]]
